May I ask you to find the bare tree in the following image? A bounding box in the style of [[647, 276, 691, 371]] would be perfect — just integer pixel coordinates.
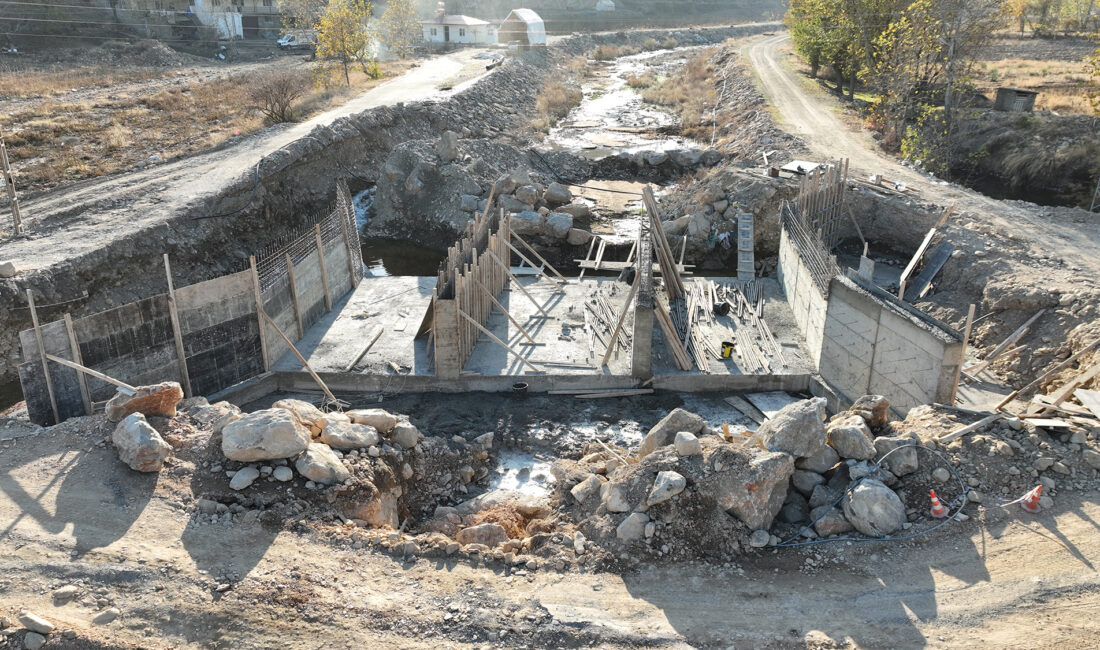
[[247, 69, 312, 123]]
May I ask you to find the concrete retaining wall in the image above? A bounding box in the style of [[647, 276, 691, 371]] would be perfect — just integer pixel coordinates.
[[777, 226, 827, 363]]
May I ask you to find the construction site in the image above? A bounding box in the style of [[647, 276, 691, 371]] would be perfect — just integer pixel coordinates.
[[1, 5, 1099, 649]]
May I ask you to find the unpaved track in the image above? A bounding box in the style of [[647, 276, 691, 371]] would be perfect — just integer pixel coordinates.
[[747, 33, 1100, 273], [2, 426, 1099, 647], [0, 49, 490, 271]]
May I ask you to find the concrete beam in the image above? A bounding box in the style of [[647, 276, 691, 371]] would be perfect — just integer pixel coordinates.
[[631, 231, 654, 379]]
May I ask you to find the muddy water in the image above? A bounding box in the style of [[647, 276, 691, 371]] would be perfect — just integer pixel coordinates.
[[546, 48, 702, 159], [354, 187, 447, 277]]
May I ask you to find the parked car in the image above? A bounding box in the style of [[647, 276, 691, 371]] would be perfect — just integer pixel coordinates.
[[277, 29, 317, 52]]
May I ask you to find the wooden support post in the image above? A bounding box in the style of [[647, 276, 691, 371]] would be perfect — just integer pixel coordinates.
[[26, 290, 59, 424], [1, 126, 23, 236], [505, 238, 563, 288], [470, 276, 537, 345], [458, 308, 541, 373], [63, 313, 92, 416], [284, 252, 304, 339], [898, 228, 936, 300], [163, 254, 193, 398], [249, 255, 270, 371], [964, 309, 1045, 376], [314, 224, 332, 311], [938, 413, 1003, 443], [44, 354, 135, 395], [578, 236, 597, 281], [486, 250, 551, 318], [600, 276, 640, 368], [511, 231, 568, 284], [343, 326, 384, 372], [259, 309, 341, 409], [950, 303, 975, 404]]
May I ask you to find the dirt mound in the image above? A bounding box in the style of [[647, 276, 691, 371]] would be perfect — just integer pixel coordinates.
[[98, 39, 205, 68]]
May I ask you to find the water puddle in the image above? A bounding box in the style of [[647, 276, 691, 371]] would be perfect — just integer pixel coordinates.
[[488, 450, 556, 497], [354, 186, 446, 277], [546, 48, 701, 158]]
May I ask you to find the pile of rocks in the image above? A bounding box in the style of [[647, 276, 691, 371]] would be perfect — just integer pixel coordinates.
[[106, 381, 184, 473]]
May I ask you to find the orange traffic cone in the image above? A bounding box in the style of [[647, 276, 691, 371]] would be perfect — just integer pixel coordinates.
[[929, 490, 947, 518], [1021, 485, 1043, 514]]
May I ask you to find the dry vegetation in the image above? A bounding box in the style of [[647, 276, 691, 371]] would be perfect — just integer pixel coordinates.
[[2, 61, 411, 193], [641, 52, 717, 139], [973, 57, 1093, 114], [530, 56, 587, 134], [0, 62, 169, 99]]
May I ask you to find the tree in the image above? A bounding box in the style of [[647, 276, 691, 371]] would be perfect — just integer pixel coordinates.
[[1087, 44, 1100, 115], [281, 0, 327, 32], [315, 0, 374, 86], [247, 69, 312, 123], [379, 0, 421, 59]]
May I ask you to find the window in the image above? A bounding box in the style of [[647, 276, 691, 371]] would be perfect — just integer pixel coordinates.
[[263, 0, 273, 6], [459, 28, 466, 36], [430, 28, 437, 36]]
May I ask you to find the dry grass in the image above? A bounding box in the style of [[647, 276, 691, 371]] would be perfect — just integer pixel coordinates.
[[626, 72, 657, 89], [3, 60, 409, 193], [590, 44, 641, 61], [974, 57, 1093, 114], [0, 62, 168, 99], [641, 53, 717, 139], [532, 80, 582, 133]]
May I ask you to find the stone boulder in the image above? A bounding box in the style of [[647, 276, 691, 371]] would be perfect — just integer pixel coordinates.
[[749, 398, 827, 459], [616, 512, 649, 541], [112, 413, 172, 472], [700, 448, 794, 530], [558, 202, 590, 218], [790, 469, 825, 496], [320, 421, 381, 450], [515, 185, 539, 205], [272, 399, 327, 436], [222, 409, 311, 462], [543, 182, 573, 206], [674, 431, 702, 456], [459, 194, 479, 213], [795, 444, 839, 474], [390, 422, 421, 449], [811, 505, 854, 537], [842, 479, 905, 537], [436, 130, 459, 163], [638, 408, 705, 458], [543, 212, 573, 238], [229, 466, 260, 490], [646, 470, 686, 506], [105, 382, 184, 422], [600, 482, 631, 512], [455, 522, 508, 547], [347, 408, 398, 433], [873, 433, 920, 476], [571, 474, 603, 505], [826, 415, 877, 460], [295, 442, 350, 485], [566, 228, 592, 245], [852, 395, 890, 428], [510, 210, 543, 236]]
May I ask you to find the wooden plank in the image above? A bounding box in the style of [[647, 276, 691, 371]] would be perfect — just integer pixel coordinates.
[[163, 255, 193, 399], [343, 326, 384, 372], [723, 395, 766, 425], [486, 250, 551, 318], [63, 313, 92, 416], [599, 276, 640, 368], [937, 412, 1002, 443], [458, 308, 541, 373], [995, 338, 1100, 409], [898, 228, 936, 299], [950, 304, 976, 403], [904, 242, 953, 302], [284, 252, 304, 339], [259, 309, 340, 409], [1074, 389, 1100, 419], [26, 290, 60, 424], [43, 354, 135, 395], [314, 224, 332, 311], [577, 236, 597, 281], [1024, 418, 1072, 429], [505, 238, 563, 288], [575, 389, 655, 399], [511, 231, 568, 284], [249, 256, 271, 371], [965, 309, 1046, 375], [1044, 362, 1100, 409]]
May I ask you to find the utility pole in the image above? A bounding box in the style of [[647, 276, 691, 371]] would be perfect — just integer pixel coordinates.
[[0, 125, 23, 236]]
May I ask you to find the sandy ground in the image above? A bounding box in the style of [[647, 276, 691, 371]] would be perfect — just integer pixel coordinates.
[[1, 413, 1099, 648], [745, 33, 1100, 274]]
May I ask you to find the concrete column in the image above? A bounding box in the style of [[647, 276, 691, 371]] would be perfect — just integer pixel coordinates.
[[433, 298, 462, 380]]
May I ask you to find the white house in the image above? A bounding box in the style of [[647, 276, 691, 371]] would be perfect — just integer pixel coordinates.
[[596, 0, 616, 11], [499, 8, 546, 46], [188, 0, 244, 39], [422, 8, 497, 45]]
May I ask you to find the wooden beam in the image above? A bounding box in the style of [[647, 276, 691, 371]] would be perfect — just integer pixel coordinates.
[[258, 309, 340, 409], [994, 338, 1100, 410], [0, 125, 23, 236], [575, 389, 655, 399], [1043, 362, 1100, 410], [505, 238, 563, 288], [964, 309, 1045, 375], [43, 354, 135, 395], [470, 276, 537, 345], [284, 252, 304, 339], [577, 236, 597, 281], [63, 313, 92, 416], [26, 290, 59, 424], [315, 224, 332, 311], [599, 276, 640, 368], [486, 250, 551, 318], [898, 228, 936, 299], [343, 326, 384, 372], [249, 256, 271, 371], [458, 308, 541, 374], [937, 412, 1002, 443], [163, 255, 193, 399], [950, 304, 976, 404], [1073, 389, 1100, 419], [511, 231, 568, 284]]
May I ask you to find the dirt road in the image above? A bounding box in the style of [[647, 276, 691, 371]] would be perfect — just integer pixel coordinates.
[[746, 33, 1100, 273], [2, 422, 1098, 648], [0, 49, 492, 272]]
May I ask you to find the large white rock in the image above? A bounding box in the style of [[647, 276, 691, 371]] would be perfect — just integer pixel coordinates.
[[600, 482, 631, 512], [646, 471, 686, 506], [616, 512, 649, 541], [571, 473, 602, 504], [222, 409, 311, 462], [750, 398, 828, 459], [271, 399, 327, 435], [294, 443, 351, 485], [543, 182, 573, 205], [510, 210, 543, 236], [826, 415, 877, 460], [673, 431, 702, 456], [320, 421, 380, 450], [842, 479, 906, 537], [638, 408, 705, 458], [346, 408, 398, 433], [542, 212, 573, 238], [873, 433, 920, 476], [390, 422, 421, 449], [112, 413, 171, 472], [229, 466, 260, 490]]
